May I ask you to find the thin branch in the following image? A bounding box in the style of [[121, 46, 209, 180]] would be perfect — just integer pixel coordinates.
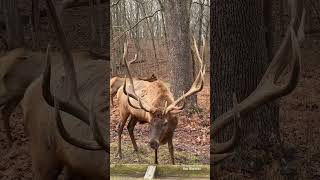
[[112, 9, 161, 45]]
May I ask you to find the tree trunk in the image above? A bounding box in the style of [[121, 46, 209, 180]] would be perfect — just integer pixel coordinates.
[[4, 0, 24, 49], [31, 0, 40, 49], [211, 0, 281, 176], [165, 0, 196, 104], [263, 0, 273, 61], [89, 0, 107, 54]]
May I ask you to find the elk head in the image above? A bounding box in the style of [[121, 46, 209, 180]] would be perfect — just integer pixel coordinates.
[[122, 36, 206, 150], [211, 0, 305, 164]]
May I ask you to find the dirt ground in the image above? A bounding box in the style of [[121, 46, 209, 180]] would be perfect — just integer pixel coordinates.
[[0, 36, 319, 179]]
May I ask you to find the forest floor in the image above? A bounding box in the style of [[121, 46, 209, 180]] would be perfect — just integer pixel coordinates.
[[0, 36, 319, 179]]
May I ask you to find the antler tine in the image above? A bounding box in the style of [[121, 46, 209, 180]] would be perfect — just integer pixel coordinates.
[[44, 0, 110, 152], [123, 56, 153, 112], [54, 97, 103, 151], [122, 41, 128, 66], [123, 76, 152, 112], [164, 37, 206, 114], [43, 47, 104, 150], [201, 35, 206, 62], [44, 0, 89, 122], [212, 93, 240, 162], [89, 94, 109, 153], [212, 93, 240, 154], [193, 36, 204, 70], [127, 95, 141, 109], [128, 54, 138, 65], [211, 0, 304, 157], [42, 44, 89, 125]]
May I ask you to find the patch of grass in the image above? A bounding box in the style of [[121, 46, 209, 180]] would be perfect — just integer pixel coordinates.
[[110, 142, 204, 165]]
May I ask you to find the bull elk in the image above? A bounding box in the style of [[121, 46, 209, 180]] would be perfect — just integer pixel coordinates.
[[22, 0, 109, 179], [211, 0, 305, 163], [115, 37, 206, 164]]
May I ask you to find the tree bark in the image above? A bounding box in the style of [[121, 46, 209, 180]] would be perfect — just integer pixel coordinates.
[[211, 0, 281, 176], [165, 0, 195, 104], [4, 0, 24, 49], [89, 0, 107, 54], [31, 0, 40, 49], [263, 0, 273, 61]]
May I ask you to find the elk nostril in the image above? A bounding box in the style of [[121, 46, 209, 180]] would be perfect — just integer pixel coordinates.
[[149, 141, 159, 149]]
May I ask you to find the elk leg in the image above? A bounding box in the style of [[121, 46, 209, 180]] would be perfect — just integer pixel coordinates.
[[33, 167, 62, 180], [168, 138, 175, 165], [116, 113, 130, 159], [154, 149, 158, 164], [64, 167, 85, 180], [1, 97, 21, 143], [127, 117, 138, 151]]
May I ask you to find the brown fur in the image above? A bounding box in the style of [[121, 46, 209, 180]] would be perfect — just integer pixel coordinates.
[[22, 59, 109, 179], [110, 74, 157, 106], [0, 48, 97, 143], [0, 49, 45, 142]]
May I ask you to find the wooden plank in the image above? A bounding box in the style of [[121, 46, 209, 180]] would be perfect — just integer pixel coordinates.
[[144, 165, 157, 179]]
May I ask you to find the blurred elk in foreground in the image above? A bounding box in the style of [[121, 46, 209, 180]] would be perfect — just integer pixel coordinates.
[[22, 0, 109, 179], [110, 48, 157, 106], [211, 0, 305, 164], [0, 46, 105, 144], [115, 38, 206, 164]]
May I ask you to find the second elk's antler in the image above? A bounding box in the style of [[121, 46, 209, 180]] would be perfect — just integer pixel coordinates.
[[211, 0, 305, 163]]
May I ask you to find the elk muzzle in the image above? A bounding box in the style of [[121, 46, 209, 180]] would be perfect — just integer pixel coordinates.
[[149, 139, 159, 149]]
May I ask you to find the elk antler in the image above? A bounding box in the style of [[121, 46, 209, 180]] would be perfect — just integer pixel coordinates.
[[211, 93, 240, 162], [121, 40, 138, 66], [211, 0, 305, 163], [54, 97, 103, 150], [42, 0, 109, 153], [164, 36, 206, 115]]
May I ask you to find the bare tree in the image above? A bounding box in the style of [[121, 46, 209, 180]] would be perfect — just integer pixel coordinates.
[[165, 0, 196, 104], [211, 0, 282, 174], [264, 0, 273, 60], [3, 0, 24, 49]]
